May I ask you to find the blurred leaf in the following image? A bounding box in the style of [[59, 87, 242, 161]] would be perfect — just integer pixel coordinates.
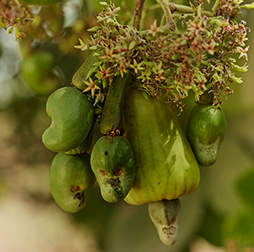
[[235, 167, 254, 210], [222, 208, 254, 248], [220, 167, 254, 249], [196, 205, 224, 247]]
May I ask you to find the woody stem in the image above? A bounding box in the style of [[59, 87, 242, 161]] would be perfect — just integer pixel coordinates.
[[133, 0, 146, 30]]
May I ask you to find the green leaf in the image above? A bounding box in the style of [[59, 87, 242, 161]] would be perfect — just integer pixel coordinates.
[[222, 208, 254, 248], [144, 61, 156, 68], [197, 206, 224, 247], [141, 91, 149, 100], [235, 168, 254, 210], [87, 26, 102, 32], [220, 167, 254, 248], [129, 41, 136, 50], [233, 63, 248, 73], [99, 2, 108, 6], [240, 2, 254, 9], [196, 3, 202, 17], [89, 46, 98, 51], [231, 75, 243, 84], [84, 65, 100, 82]]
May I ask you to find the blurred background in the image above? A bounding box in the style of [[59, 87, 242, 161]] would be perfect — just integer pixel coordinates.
[[1, 0, 254, 251]]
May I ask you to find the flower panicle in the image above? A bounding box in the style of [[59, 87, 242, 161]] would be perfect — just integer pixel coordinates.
[[74, 1, 249, 110], [0, 0, 33, 40]]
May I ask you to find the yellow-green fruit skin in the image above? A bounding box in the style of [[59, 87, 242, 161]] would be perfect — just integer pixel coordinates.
[[42, 87, 94, 152], [49, 152, 95, 213], [124, 88, 200, 205]]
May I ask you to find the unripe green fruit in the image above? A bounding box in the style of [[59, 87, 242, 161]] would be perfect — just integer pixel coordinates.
[[124, 88, 200, 205], [65, 121, 95, 155], [49, 152, 95, 213], [91, 135, 136, 203], [186, 104, 227, 166], [20, 51, 60, 96], [42, 87, 94, 152]]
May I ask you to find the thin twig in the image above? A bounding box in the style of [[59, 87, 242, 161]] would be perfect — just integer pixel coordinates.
[[211, 0, 220, 13], [133, 0, 146, 30], [156, 0, 175, 31], [144, 2, 214, 17]]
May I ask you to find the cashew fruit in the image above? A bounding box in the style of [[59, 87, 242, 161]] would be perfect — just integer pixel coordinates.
[[21, 51, 60, 96], [49, 152, 95, 213], [65, 119, 95, 155], [90, 135, 136, 203], [72, 53, 99, 91], [100, 72, 132, 135], [186, 104, 227, 166], [42, 87, 94, 152], [124, 88, 200, 205], [148, 199, 181, 246], [64, 137, 92, 155]]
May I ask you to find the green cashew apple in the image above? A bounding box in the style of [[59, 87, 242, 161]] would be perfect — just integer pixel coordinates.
[[148, 199, 181, 246], [49, 152, 95, 213], [42, 87, 94, 152], [90, 135, 136, 203], [124, 87, 200, 205], [20, 51, 60, 96], [186, 104, 227, 166]]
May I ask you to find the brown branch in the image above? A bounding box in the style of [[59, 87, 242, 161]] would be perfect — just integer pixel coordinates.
[[133, 0, 146, 30]]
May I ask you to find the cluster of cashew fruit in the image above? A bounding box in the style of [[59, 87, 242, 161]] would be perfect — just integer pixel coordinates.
[[42, 53, 226, 246]]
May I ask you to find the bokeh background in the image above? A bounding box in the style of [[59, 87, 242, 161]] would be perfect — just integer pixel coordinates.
[[1, 0, 254, 251]]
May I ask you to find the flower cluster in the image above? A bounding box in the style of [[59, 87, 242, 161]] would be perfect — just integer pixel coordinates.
[[75, 1, 249, 110], [215, 0, 242, 19], [156, 10, 249, 107], [0, 0, 33, 39]]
